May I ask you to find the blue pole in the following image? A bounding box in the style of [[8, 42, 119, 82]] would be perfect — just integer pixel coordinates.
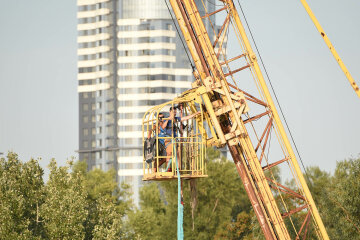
[[175, 142, 184, 240]]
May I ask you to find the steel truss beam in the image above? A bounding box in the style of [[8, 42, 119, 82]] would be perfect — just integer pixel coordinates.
[[168, 0, 329, 239]]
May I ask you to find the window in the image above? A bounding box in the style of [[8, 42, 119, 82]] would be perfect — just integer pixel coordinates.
[[97, 139, 102, 147], [106, 102, 114, 112], [83, 92, 89, 99], [83, 140, 88, 148], [96, 114, 102, 121], [78, 67, 93, 73], [91, 103, 96, 110], [106, 114, 114, 124], [125, 139, 133, 144], [83, 103, 89, 111], [83, 128, 89, 136], [96, 127, 102, 134], [92, 128, 96, 135], [92, 140, 96, 148], [91, 115, 95, 123], [108, 90, 114, 98], [83, 116, 89, 123], [96, 102, 102, 109], [106, 126, 114, 137], [106, 139, 114, 146], [105, 151, 115, 162]]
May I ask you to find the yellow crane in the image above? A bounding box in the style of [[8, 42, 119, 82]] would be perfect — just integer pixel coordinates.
[[142, 0, 357, 238], [300, 0, 360, 99]]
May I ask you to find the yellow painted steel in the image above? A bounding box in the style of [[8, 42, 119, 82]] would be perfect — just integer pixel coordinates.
[[300, 0, 360, 99], [173, 1, 290, 238], [225, 0, 330, 239], [169, 0, 207, 80], [142, 90, 207, 181], [142, 0, 332, 239]]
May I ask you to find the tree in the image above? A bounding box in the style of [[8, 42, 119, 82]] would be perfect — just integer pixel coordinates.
[[214, 211, 254, 240], [71, 161, 133, 240], [0, 153, 133, 239], [128, 182, 167, 240], [92, 196, 128, 240], [0, 152, 44, 239], [291, 158, 360, 239], [325, 157, 360, 239], [129, 148, 252, 240], [40, 159, 87, 239]]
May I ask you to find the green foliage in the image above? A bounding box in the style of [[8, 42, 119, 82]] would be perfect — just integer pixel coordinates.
[[129, 182, 167, 240], [0, 152, 45, 239], [0, 153, 132, 240], [214, 211, 254, 240], [292, 159, 360, 240], [321, 158, 360, 239], [40, 159, 87, 239], [92, 196, 128, 240], [72, 161, 132, 240], [1, 150, 359, 239], [129, 148, 252, 240]]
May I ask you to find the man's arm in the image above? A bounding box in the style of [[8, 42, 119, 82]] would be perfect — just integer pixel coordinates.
[[180, 111, 200, 122]]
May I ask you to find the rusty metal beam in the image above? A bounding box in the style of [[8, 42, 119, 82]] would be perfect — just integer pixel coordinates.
[[244, 110, 271, 124], [263, 157, 289, 171], [259, 123, 272, 163], [267, 177, 306, 200], [303, 213, 312, 240], [296, 211, 311, 240], [213, 13, 230, 48], [201, 6, 227, 19], [220, 53, 246, 66], [228, 145, 276, 240], [282, 204, 308, 218], [255, 117, 273, 152], [227, 82, 268, 107], [224, 64, 251, 77]]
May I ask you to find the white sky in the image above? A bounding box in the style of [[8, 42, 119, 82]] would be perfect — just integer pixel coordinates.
[[0, 0, 359, 177]]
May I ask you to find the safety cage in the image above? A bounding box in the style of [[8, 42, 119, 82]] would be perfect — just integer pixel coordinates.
[[142, 94, 207, 181]]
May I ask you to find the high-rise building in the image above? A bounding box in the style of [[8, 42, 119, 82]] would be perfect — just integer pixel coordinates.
[[77, 0, 217, 205]]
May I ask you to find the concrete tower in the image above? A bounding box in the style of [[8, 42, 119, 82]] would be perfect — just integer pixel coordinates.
[[77, 0, 216, 205]]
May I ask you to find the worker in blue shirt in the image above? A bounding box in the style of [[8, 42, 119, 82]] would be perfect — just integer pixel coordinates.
[[161, 105, 200, 171]]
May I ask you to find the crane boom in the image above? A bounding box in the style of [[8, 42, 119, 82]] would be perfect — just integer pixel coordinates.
[[167, 0, 330, 239], [299, 0, 360, 99]]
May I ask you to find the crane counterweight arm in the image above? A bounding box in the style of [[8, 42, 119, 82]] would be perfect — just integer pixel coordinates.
[[300, 0, 360, 99]]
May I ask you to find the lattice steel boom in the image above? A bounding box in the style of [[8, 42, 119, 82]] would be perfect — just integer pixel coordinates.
[[167, 0, 330, 239]]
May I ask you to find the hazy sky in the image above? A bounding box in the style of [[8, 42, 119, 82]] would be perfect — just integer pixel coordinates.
[[0, 0, 359, 177]]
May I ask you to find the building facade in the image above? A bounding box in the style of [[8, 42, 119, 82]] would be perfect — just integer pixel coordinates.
[[77, 0, 216, 205]]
